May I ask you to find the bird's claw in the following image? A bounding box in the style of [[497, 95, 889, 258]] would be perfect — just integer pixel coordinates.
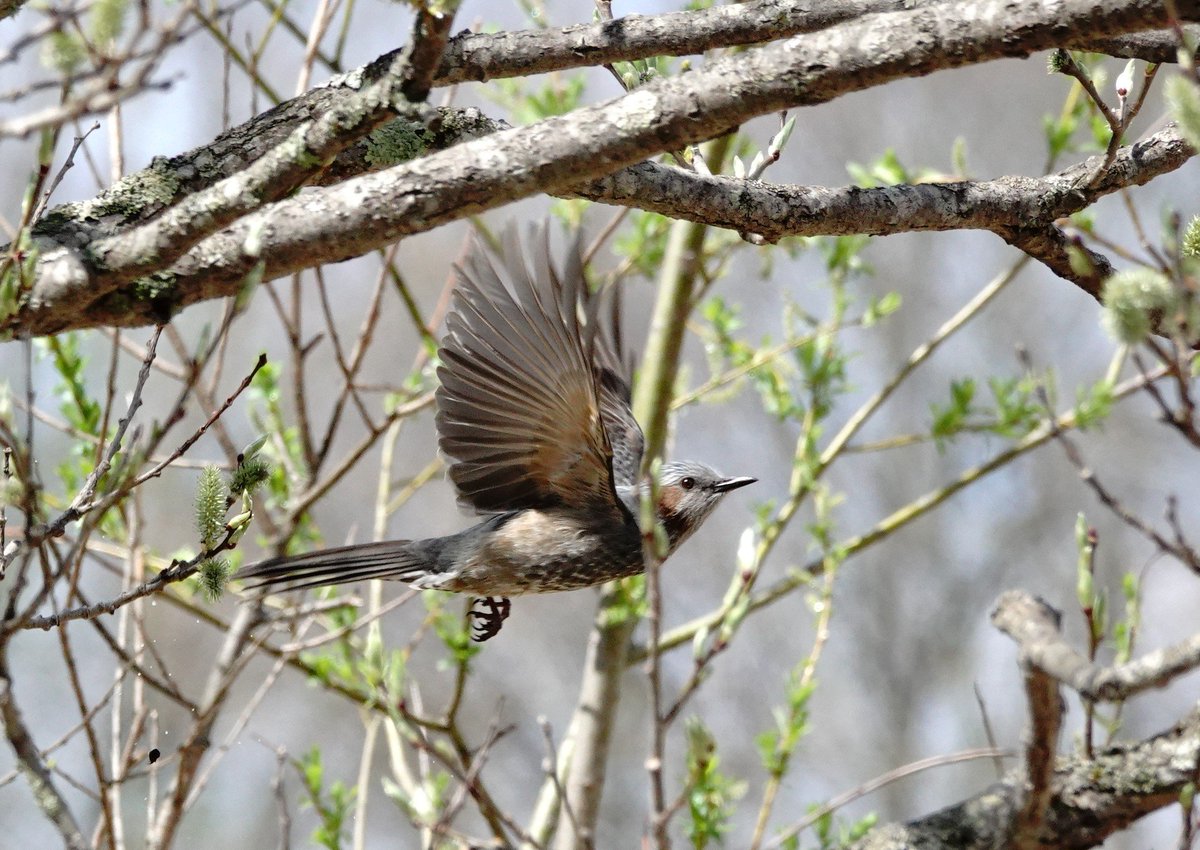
[[468, 596, 511, 642]]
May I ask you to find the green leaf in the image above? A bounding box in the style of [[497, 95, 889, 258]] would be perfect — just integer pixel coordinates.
[[425, 591, 481, 666], [930, 378, 977, 443], [295, 745, 355, 850], [683, 718, 745, 849], [986, 376, 1041, 438], [613, 211, 671, 278], [846, 149, 909, 188], [1043, 112, 1077, 159], [1073, 379, 1114, 430], [1180, 781, 1195, 810], [863, 291, 901, 327], [950, 135, 968, 176]]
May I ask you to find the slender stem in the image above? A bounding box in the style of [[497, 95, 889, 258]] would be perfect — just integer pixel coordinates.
[[748, 567, 836, 850], [641, 216, 711, 850], [547, 206, 717, 850], [765, 747, 1012, 849], [818, 258, 1027, 469], [0, 643, 87, 849]]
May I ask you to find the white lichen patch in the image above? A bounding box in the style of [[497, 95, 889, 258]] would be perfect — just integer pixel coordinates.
[[612, 89, 659, 131]]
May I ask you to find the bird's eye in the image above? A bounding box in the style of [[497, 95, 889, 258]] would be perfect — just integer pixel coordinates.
[[680, 476, 695, 490]]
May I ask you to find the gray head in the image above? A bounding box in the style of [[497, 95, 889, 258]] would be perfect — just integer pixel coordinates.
[[654, 460, 756, 551]]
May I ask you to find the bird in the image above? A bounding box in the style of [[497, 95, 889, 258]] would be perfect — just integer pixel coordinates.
[[235, 226, 755, 640]]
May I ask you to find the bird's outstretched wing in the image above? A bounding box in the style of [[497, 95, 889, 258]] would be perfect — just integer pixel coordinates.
[[581, 264, 644, 493], [435, 226, 641, 516]]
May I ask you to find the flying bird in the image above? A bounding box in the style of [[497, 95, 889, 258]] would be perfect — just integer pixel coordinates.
[[236, 228, 755, 640]]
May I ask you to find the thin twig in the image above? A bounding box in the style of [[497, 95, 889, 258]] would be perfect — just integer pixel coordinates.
[[973, 683, 1006, 780], [538, 718, 584, 850], [24, 325, 164, 546], [765, 747, 1012, 849]]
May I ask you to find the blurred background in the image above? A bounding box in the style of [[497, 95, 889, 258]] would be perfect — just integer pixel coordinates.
[[1, 1, 1198, 847]]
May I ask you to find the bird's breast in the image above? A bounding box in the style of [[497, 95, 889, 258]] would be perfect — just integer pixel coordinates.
[[441, 509, 642, 595]]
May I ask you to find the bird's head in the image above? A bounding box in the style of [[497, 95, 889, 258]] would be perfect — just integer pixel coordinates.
[[654, 461, 756, 551]]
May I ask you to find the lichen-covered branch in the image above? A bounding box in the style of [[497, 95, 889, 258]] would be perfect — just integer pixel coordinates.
[[843, 595, 1200, 850], [433, 0, 914, 85], [13, 0, 1198, 337], [23, 10, 452, 331], [992, 591, 1200, 704], [848, 706, 1199, 850]]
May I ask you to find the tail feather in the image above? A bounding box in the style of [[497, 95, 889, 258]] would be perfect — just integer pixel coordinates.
[[234, 540, 433, 591]]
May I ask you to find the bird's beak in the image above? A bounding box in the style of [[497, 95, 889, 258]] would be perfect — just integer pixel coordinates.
[[713, 476, 756, 493]]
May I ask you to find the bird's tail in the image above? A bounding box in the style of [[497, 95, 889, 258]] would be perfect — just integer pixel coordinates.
[[234, 540, 435, 591]]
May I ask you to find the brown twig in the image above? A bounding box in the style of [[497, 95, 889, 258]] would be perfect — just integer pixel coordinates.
[[766, 747, 1013, 849], [973, 683, 1007, 780], [0, 646, 87, 849], [538, 717, 585, 850], [17, 519, 243, 631], [1013, 653, 1063, 848], [23, 325, 163, 547]]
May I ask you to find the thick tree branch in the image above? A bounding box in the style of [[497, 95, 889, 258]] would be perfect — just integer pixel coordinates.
[[1077, 27, 1200, 61], [581, 126, 1191, 239], [26, 0, 1192, 254], [16, 0, 915, 254], [573, 123, 1189, 296], [849, 706, 1200, 850], [431, 1, 1197, 85], [1000, 226, 1113, 298], [434, 0, 916, 85], [25, 117, 1187, 334], [14, 0, 1198, 337], [76, 9, 451, 290], [844, 593, 1200, 850]]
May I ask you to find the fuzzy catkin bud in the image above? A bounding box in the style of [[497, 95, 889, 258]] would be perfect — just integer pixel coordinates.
[[1101, 268, 1175, 344], [194, 465, 229, 550], [1182, 216, 1200, 259], [198, 557, 231, 601]]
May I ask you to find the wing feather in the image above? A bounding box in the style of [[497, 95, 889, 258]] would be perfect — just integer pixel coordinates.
[[585, 280, 643, 490], [435, 225, 638, 516]]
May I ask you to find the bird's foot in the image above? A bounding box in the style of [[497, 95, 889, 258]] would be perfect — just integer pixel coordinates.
[[468, 596, 511, 642]]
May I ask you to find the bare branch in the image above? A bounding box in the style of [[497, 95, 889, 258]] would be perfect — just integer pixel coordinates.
[[1013, 661, 1063, 849], [992, 590, 1200, 703], [0, 650, 87, 849], [77, 10, 452, 291], [24, 325, 162, 546], [15, 0, 1199, 336], [767, 748, 1013, 849], [436, 0, 914, 86], [848, 706, 1200, 850]]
